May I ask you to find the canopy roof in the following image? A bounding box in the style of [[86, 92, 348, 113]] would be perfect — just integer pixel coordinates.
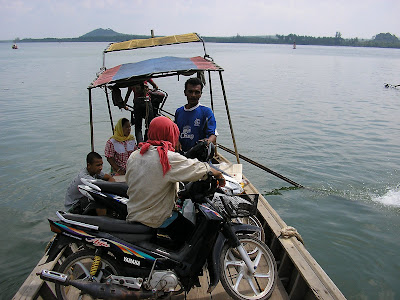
[[104, 33, 202, 53], [90, 56, 223, 88]]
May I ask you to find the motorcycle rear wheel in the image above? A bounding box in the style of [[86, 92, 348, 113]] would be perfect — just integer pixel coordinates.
[[54, 249, 121, 300], [220, 236, 277, 300]]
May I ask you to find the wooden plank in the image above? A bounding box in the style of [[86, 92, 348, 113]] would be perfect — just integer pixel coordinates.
[[13, 249, 64, 300], [173, 269, 288, 300]]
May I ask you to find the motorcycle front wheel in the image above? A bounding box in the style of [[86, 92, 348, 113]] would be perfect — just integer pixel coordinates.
[[220, 236, 277, 300], [54, 249, 121, 300], [235, 215, 266, 243]]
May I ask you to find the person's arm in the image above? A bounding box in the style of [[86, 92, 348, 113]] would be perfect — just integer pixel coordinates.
[[168, 153, 224, 186], [204, 108, 217, 145], [175, 140, 182, 152], [103, 174, 116, 182], [124, 87, 133, 106], [105, 140, 125, 175], [174, 110, 182, 152], [206, 134, 217, 145], [148, 79, 158, 90], [106, 157, 125, 175]]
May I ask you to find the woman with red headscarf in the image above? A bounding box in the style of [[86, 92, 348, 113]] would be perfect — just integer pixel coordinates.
[[125, 116, 223, 242]]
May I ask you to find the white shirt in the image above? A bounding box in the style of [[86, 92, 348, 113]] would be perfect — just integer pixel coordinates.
[[125, 146, 210, 227]]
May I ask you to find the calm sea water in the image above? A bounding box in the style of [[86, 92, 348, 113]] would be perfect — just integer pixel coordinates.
[[0, 41, 399, 300]]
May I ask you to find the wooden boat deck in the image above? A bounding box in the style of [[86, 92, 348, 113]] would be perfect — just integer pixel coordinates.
[[13, 251, 289, 300], [13, 154, 346, 300]]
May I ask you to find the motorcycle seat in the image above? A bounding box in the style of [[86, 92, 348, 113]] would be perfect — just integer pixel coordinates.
[[63, 213, 154, 234], [92, 180, 128, 198]]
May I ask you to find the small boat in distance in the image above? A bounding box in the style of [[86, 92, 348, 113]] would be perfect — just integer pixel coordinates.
[[293, 42, 296, 49], [12, 44, 18, 49]]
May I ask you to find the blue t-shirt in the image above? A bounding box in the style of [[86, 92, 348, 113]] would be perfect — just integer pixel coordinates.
[[175, 104, 217, 152]]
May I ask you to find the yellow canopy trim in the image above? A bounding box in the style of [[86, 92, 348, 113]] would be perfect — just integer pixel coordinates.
[[105, 33, 201, 53]]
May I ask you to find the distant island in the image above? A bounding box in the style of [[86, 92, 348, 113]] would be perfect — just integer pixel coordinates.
[[6, 28, 400, 49]]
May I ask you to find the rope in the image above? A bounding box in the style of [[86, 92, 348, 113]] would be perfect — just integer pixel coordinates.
[[280, 226, 304, 244]]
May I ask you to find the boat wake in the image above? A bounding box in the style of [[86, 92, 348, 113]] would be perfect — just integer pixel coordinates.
[[372, 186, 400, 208]]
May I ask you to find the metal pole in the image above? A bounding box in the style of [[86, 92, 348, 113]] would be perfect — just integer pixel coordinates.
[[198, 35, 208, 58], [218, 71, 240, 164], [104, 87, 114, 133], [88, 88, 94, 152], [207, 70, 214, 111], [218, 144, 304, 188]]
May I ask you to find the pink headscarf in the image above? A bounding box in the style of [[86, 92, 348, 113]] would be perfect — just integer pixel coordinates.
[[139, 116, 180, 175]]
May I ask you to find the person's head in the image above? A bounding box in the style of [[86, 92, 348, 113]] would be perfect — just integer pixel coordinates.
[[120, 118, 131, 137], [133, 81, 149, 95], [86, 152, 103, 176], [148, 116, 180, 148], [184, 77, 203, 108], [112, 118, 133, 142]]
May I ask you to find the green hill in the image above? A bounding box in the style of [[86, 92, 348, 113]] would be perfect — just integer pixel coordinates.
[[79, 28, 124, 38], [13, 28, 149, 43]]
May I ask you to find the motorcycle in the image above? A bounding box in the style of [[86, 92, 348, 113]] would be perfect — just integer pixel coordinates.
[[39, 175, 277, 299], [76, 178, 129, 219], [75, 141, 265, 242]]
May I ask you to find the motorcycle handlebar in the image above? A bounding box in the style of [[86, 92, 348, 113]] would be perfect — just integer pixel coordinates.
[[178, 176, 219, 204]]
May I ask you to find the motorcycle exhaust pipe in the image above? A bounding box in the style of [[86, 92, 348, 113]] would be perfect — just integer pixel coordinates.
[[38, 270, 158, 299], [37, 269, 69, 285], [67, 280, 157, 300]]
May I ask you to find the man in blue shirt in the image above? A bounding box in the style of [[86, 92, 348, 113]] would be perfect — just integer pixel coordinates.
[[175, 77, 217, 152]]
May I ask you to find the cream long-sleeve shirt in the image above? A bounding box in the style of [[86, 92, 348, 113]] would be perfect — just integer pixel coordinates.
[[125, 146, 211, 227]]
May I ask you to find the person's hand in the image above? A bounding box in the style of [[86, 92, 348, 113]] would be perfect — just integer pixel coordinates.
[[175, 141, 182, 152], [210, 168, 225, 187], [216, 174, 226, 187], [198, 138, 210, 145], [116, 168, 126, 175]]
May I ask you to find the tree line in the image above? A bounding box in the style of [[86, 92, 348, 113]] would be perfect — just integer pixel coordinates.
[[204, 32, 400, 48], [7, 32, 400, 49]]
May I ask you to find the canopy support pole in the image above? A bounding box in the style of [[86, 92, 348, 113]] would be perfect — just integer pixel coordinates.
[[199, 36, 208, 58], [218, 71, 240, 164], [104, 87, 114, 133], [207, 70, 214, 111], [88, 88, 94, 152]]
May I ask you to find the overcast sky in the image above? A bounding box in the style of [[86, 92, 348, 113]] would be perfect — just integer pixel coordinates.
[[1, 0, 399, 41]]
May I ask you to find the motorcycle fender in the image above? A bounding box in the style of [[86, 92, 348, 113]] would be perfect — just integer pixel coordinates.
[[207, 223, 260, 293], [45, 234, 79, 263], [231, 223, 261, 236]]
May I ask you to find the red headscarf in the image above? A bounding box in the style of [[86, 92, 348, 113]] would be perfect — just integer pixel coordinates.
[[139, 116, 180, 175]]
